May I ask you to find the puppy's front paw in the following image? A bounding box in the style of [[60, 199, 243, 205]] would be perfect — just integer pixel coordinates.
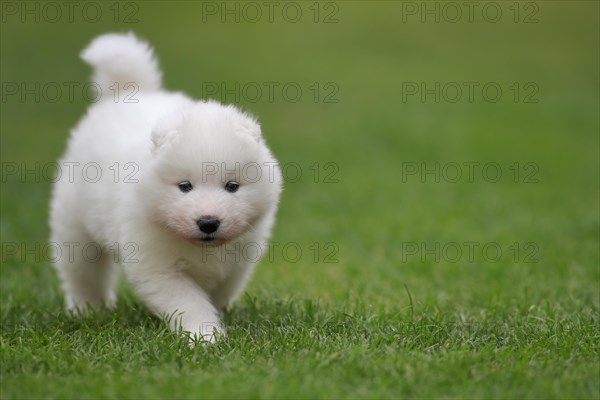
[[188, 322, 226, 346]]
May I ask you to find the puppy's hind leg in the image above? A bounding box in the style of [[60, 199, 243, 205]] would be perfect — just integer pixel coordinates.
[[52, 229, 119, 313]]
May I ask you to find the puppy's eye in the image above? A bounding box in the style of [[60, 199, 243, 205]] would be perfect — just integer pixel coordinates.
[[178, 181, 193, 193], [224, 181, 239, 193]]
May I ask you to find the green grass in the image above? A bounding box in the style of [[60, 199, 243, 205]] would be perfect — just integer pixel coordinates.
[[2, 297, 597, 399], [1, 1, 599, 399]]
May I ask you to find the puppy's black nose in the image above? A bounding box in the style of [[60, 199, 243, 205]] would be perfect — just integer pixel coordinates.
[[197, 216, 220, 234]]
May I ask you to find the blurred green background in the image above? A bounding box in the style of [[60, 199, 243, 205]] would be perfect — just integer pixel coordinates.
[[1, 1, 598, 399]]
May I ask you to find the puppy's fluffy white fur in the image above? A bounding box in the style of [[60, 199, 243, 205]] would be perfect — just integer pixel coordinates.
[[50, 33, 282, 342]]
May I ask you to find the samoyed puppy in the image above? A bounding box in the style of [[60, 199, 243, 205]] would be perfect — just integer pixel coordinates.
[[49, 33, 282, 343]]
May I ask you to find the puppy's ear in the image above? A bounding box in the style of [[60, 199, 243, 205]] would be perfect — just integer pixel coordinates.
[[151, 128, 178, 153], [234, 112, 262, 143], [151, 112, 184, 154]]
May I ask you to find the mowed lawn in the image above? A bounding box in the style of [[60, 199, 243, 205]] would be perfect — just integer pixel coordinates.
[[1, 2, 598, 399]]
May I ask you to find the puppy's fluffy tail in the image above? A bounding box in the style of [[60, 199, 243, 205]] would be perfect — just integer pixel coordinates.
[[81, 32, 162, 95]]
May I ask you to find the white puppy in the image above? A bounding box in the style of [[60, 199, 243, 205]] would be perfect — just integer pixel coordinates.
[[50, 33, 282, 343]]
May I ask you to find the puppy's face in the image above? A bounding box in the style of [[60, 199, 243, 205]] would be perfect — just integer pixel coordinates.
[[143, 102, 281, 246]]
